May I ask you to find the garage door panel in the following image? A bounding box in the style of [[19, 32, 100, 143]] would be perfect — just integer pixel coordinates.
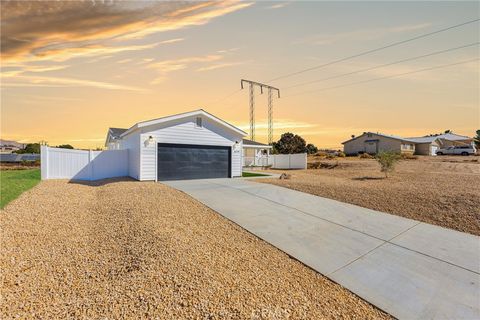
[[157, 143, 230, 181]]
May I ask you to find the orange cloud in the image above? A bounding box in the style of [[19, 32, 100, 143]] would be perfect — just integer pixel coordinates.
[[1, 1, 252, 63]]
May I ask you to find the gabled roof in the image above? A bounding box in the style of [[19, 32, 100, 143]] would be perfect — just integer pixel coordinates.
[[407, 133, 472, 144], [342, 132, 417, 144], [243, 139, 272, 148], [120, 109, 247, 138], [109, 127, 127, 139]]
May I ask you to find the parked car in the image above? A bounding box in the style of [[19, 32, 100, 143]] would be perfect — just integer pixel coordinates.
[[436, 145, 477, 156]]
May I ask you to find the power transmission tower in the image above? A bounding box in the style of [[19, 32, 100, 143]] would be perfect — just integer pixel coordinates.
[[241, 79, 280, 144]]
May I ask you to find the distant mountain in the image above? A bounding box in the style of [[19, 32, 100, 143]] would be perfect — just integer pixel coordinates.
[[0, 139, 25, 148]]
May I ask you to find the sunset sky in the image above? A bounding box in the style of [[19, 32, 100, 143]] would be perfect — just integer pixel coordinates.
[[1, 1, 479, 149]]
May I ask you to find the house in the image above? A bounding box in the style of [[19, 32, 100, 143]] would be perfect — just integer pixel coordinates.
[[105, 109, 247, 181], [342, 132, 416, 155], [407, 133, 474, 155], [242, 139, 272, 167], [343, 131, 475, 156]]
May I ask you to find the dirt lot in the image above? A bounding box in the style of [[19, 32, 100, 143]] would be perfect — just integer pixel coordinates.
[[260, 156, 480, 236], [1, 179, 389, 319]]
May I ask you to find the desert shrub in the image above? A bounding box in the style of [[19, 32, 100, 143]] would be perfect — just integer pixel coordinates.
[[376, 151, 401, 178], [325, 154, 336, 159], [358, 153, 374, 159], [337, 151, 346, 157], [400, 153, 418, 160], [314, 151, 328, 157]]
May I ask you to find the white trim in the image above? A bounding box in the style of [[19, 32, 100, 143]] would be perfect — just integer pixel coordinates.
[[155, 142, 158, 182], [120, 109, 247, 139], [243, 144, 272, 149]]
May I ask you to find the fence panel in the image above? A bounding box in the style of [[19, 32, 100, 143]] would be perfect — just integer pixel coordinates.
[[271, 153, 307, 169], [41, 146, 128, 181]]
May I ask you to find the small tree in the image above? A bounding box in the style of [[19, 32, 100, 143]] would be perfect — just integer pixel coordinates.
[[375, 151, 401, 178], [474, 129, 480, 148], [14, 143, 41, 154], [56, 144, 74, 149], [272, 132, 307, 154], [306, 143, 318, 154]]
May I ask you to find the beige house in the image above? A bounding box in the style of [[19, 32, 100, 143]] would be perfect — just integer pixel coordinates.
[[343, 132, 474, 156], [407, 133, 474, 155], [343, 132, 415, 155]]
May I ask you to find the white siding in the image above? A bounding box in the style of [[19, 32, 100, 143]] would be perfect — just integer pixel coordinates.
[[136, 115, 243, 181], [121, 132, 140, 180]]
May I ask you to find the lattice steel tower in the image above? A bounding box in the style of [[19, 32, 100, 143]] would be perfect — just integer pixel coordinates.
[[241, 79, 280, 144]]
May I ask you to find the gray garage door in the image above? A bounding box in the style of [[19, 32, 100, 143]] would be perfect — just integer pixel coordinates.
[[157, 143, 231, 181]]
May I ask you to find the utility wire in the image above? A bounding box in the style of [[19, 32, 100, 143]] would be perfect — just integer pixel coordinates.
[[284, 42, 479, 89], [267, 18, 480, 83], [284, 58, 478, 98], [208, 88, 242, 106]]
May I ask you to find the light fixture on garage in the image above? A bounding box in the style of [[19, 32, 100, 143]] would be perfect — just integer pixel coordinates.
[[233, 141, 240, 152], [146, 135, 155, 146]]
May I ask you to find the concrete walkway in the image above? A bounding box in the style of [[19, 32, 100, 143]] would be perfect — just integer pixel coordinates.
[[164, 178, 480, 320]]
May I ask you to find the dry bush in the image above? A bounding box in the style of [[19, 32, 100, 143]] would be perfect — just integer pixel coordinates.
[[400, 153, 418, 160], [358, 153, 374, 159], [376, 151, 401, 178]]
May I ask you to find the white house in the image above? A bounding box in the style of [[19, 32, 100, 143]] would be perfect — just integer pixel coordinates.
[[105, 109, 246, 181]]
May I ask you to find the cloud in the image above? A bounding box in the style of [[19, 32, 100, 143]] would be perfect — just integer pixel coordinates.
[[294, 23, 432, 46], [3, 75, 146, 91], [147, 54, 223, 83], [1, 1, 252, 63], [235, 119, 317, 131], [196, 61, 245, 72], [267, 2, 292, 10]]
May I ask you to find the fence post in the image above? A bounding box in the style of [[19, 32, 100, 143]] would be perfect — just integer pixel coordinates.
[[40, 145, 48, 180]]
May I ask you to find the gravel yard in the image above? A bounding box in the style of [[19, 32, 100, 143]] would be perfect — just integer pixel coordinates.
[[1, 179, 389, 319], [260, 156, 480, 236]]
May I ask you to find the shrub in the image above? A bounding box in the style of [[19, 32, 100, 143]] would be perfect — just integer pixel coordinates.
[[400, 153, 418, 160], [376, 151, 401, 178], [337, 151, 346, 157], [358, 153, 374, 159]]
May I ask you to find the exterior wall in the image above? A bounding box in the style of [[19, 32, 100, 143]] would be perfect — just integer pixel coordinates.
[[344, 134, 403, 155], [415, 141, 439, 155], [121, 132, 140, 180], [136, 115, 243, 181]]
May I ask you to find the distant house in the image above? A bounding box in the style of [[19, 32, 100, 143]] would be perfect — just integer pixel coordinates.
[[407, 133, 474, 155], [343, 132, 474, 156], [342, 132, 416, 155]]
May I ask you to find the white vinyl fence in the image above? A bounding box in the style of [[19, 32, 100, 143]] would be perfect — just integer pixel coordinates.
[[271, 153, 307, 169], [41, 146, 128, 181], [243, 153, 307, 169]]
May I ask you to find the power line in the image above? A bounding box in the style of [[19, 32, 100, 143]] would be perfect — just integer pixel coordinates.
[[284, 58, 478, 98], [208, 89, 242, 106], [284, 42, 480, 89], [267, 18, 480, 83]]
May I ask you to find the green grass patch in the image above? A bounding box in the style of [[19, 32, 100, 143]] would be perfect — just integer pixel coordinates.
[[1, 169, 40, 209], [242, 171, 270, 177]]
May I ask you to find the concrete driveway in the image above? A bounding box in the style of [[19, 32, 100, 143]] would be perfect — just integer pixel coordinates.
[[164, 178, 480, 320]]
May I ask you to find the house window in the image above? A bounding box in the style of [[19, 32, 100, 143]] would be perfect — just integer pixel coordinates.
[[195, 117, 202, 127]]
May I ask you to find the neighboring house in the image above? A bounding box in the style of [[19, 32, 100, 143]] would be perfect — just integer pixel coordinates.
[[105, 128, 127, 150], [342, 132, 416, 155], [407, 133, 474, 155], [0, 139, 25, 154], [105, 109, 246, 181], [343, 132, 475, 156], [242, 139, 272, 167]]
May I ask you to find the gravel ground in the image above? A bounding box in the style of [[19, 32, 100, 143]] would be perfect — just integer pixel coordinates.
[[260, 156, 480, 236], [1, 179, 389, 319]]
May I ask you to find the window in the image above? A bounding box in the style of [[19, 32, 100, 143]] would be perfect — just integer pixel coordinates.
[[195, 117, 202, 127]]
